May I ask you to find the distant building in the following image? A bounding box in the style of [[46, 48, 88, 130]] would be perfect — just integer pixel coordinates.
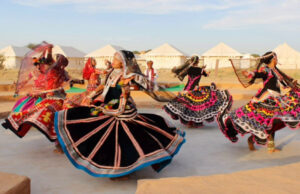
[[0, 46, 30, 69], [86, 45, 124, 68], [273, 43, 300, 69], [201, 42, 243, 69], [143, 43, 187, 69], [52, 45, 86, 69]]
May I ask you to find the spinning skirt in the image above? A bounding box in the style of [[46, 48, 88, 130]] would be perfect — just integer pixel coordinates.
[[164, 83, 232, 127], [217, 88, 300, 145], [54, 106, 185, 177], [2, 98, 64, 142]]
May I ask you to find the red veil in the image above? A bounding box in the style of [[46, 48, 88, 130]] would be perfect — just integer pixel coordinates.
[[46, 54, 69, 90], [15, 42, 52, 95], [82, 58, 95, 80], [15, 42, 70, 95]]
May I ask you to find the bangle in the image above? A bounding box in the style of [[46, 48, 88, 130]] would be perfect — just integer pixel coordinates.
[[87, 91, 96, 99]]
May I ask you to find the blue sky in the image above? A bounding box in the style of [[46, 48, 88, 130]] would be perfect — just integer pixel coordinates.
[[1, 0, 300, 55]]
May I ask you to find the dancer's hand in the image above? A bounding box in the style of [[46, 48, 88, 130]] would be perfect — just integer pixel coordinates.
[[82, 97, 92, 106], [121, 75, 135, 85], [47, 44, 53, 53], [242, 70, 250, 78]]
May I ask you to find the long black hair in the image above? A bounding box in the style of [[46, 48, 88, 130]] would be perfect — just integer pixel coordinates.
[[172, 56, 199, 81], [256, 51, 276, 71]]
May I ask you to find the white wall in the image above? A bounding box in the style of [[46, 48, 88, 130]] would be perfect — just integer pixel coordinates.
[[3, 56, 21, 69], [144, 56, 186, 69], [202, 56, 242, 69], [278, 58, 299, 69], [67, 57, 85, 69]]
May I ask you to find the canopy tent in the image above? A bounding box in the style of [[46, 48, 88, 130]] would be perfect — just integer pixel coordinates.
[[135, 54, 147, 67], [143, 43, 187, 69], [86, 44, 124, 68], [52, 45, 86, 69], [0, 46, 30, 69], [201, 42, 243, 69], [273, 43, 300, 69]]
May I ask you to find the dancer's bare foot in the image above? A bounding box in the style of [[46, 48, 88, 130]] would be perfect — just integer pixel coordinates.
[[268, 148, 281, 154], [110, 175, 129, 181], [53, 145, 64, 154], [248, 137, 256, 151]]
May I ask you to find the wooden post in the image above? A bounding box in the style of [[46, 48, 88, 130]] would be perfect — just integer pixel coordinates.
[[215, 59, 219, 78]]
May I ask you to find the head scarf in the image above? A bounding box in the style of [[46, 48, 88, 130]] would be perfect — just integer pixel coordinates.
[[82, 58, 96, 80], [113, 50, 175, 102], [15, 41, 52, 95]]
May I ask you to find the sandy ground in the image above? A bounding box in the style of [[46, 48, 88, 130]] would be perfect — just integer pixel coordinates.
[[136, 162, 300, 194], [1, 108, 300, 194]]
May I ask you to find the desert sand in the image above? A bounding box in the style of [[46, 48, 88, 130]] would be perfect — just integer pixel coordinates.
[[136, 162, 300, 194]]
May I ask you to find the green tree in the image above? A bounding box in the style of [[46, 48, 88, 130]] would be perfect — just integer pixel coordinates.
[[251, 54, 260, 58], [27, 43, 38, 50]]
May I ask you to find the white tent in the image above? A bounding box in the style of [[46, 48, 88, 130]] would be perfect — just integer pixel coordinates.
[[273, 43, 300, 69], [135, 54, 147, 67], [53, 45, 86, 69], [143, 43, 187, 69], [0, 46, 30, 69], [86, 45, 124, 68], [201, 42, 242, 69]]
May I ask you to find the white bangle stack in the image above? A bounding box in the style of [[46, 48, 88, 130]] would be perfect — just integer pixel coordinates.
[[87, 91, 96, 99]]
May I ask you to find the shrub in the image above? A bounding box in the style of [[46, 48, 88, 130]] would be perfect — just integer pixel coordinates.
[[0, 54, 5, 70]]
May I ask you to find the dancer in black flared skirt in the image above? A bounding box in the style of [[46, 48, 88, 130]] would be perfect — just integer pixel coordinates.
[[55, 50, 185, 178]]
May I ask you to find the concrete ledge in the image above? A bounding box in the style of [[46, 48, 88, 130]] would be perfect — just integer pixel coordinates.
[[0, 172, 30, 194], [136, 162, 300, 194]]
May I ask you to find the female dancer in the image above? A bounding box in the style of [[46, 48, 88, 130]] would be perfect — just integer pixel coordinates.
[[164, 56, 232, 127], [2, 42, 70, 149], [217, 51, 300, 153], [11, 48, 53, 112], [54, 50, 185, 178], [63, 57, 106, 108], [83, 57, 102, 92]]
